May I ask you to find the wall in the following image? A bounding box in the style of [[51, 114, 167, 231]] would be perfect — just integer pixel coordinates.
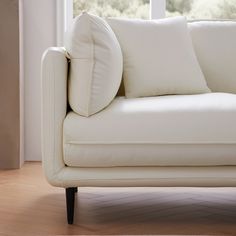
[[0, 0, 23, 169], [23, 0, 57, 161], [19, 0, 24, 166]]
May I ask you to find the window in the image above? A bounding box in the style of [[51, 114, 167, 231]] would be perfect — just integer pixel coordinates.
[[72, 0, 166, 20], [72, 0, 236, 21], [58, 0, 235, 45], [73, 0, 150, 19], [166, 0, 236, 20]]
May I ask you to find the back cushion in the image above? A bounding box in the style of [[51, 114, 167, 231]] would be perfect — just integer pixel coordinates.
[[107, 17, 210, 98], [65, 12, 122, 117], [189, 21, 236, 93]]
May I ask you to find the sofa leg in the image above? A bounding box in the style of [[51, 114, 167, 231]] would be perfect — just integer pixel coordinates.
[[66, 187, 77, 224]]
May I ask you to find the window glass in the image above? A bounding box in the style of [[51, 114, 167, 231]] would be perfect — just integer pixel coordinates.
[[166, 0, 236, 20], [73, 0, 150, 19]]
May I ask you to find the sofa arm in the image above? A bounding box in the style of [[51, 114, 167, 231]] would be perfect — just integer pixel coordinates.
[[41, 47, 68, 186]]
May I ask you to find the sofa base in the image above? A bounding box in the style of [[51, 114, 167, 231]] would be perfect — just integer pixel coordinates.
[[51, 166, 236, 188], [64, 143, 236, 168]]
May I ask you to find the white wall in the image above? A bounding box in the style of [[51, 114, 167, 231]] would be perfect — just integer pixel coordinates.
[[23, 0, 57, 161]]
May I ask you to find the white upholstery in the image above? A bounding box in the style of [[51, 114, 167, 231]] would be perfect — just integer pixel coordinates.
[[65, 12, 123, 117], [107, 17, 210, 98], [58, 166, 236, 187], [189, 21, 236, 93], [64, 93, 236, 144], [42, 21, 236, 189], [63, 93, 236, 167], [41, 47, 67, 186], [64, 144, 236, 167]]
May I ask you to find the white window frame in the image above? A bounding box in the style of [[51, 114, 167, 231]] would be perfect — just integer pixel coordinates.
[[150, 0, 166, 19], [57, 0, 166, 46], [56, 0, 73, 46]]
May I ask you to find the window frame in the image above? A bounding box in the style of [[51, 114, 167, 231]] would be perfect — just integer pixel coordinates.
[[56, 0, 73, 46], [57, 0, 166, 46]]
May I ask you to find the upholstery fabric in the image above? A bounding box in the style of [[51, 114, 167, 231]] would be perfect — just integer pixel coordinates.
[[64, 93, 236, 167], [189, 21, 236, 93], [55, 166, 236, 187], [41, 40, 236, 187], [64, 144, 236, 167], [64, 93, 236, 144], [107, 16, 210, 98], [41, 47, 68, 186], [65, 12, 123, 117]]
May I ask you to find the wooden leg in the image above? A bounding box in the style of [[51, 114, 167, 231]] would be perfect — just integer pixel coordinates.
[[66, 187, 77, 224]]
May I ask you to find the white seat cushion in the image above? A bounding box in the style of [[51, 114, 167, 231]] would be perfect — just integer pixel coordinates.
[[63, 93, 236, 167]]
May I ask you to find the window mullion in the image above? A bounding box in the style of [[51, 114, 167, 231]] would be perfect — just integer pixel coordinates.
[[150, 0, 166, 19], [57, 0, 73, 46]]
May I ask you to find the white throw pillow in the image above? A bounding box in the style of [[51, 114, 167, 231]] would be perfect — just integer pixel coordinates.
[[65, 12, 123, 117], [107, 17, 210, 98]]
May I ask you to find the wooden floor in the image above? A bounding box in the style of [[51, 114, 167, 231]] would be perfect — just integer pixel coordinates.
[[1, 163, 236, 235]]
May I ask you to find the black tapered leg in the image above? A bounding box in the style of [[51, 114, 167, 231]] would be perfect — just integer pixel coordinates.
[[66, 187, 77, 224]]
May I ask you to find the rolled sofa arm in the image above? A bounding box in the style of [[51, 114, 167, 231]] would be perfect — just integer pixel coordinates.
[[41, 47, 68, 186]]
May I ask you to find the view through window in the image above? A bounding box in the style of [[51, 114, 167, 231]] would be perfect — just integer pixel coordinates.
[[73, 0, 236, 20], [166, 0, 236, 19], [73, 0, 150, 19]]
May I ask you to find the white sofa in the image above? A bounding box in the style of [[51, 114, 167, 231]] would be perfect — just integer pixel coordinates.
[[41, 19, 236, 224]]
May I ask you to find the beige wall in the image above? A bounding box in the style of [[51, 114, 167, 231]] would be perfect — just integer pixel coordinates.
[[0, 0, 22, 169], [0, 0, 57, 167]]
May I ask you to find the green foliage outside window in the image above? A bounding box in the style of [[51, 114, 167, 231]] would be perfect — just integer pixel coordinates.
[[73, 0, 150, 19], [73, 0, 236, 20], [166, 0, 236, 19]]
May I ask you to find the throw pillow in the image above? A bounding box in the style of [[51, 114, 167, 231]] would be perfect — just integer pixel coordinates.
[[65, 12, 123, 116], [107, 16, 210, 98]]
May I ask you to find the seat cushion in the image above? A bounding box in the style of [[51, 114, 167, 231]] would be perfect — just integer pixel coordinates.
[[63, 93, 236, 167]]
